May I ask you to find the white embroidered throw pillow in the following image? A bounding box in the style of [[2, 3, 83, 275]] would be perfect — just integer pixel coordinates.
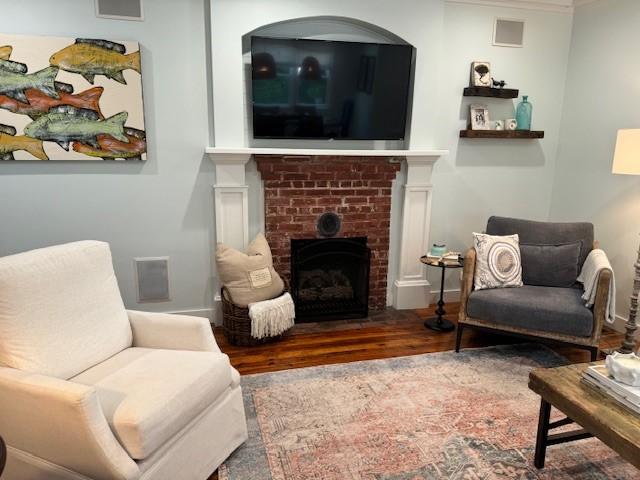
[[473, 232, 523, 290], [216, 233, 285, 307]]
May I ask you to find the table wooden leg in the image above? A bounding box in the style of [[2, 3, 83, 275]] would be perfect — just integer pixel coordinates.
[[534, 398, 551, 469]]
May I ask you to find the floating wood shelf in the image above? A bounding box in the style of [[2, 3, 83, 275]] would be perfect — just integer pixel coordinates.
[[463, 86, 519, 99], [459, 130, 545, 139]]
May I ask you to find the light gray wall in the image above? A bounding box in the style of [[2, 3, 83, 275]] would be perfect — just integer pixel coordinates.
[[0, 0, 217, 316], [0, 0, 577, 316], [210, 0, 575, 298], [549, 0, 640, 325], [431, 2, 573, 292]]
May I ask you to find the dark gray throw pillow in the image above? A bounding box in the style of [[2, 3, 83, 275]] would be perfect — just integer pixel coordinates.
[[519, 242, 581, 287]]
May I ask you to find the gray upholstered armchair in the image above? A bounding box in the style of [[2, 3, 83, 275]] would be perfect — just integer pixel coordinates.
[[457, 217, 612, 361]]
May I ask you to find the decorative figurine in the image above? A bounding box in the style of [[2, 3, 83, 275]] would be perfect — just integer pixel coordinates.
[[492, 78, 507, 89], [606, 352, 640, 387]]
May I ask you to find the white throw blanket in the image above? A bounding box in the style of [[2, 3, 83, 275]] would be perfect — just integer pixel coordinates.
[[577, 249, 615, 324], [248, 292, 295, 339]]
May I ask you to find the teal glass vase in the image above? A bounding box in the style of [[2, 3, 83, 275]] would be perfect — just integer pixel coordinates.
[[516, 95, 532, 131]]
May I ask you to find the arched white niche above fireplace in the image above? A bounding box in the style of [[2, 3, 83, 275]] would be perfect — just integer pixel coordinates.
[[240, 16, 416, 151], [208, 2, 444, 150]]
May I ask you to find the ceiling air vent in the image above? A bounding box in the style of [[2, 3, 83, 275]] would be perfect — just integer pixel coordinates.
[[493, 18, 525, 48], [95, 0, 144, 21]]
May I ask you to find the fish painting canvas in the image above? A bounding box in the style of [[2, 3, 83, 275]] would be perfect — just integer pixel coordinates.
[[0, 33, 146, 161]]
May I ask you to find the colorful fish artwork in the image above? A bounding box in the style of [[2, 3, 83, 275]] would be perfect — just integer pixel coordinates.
[[0, 58, 27, 75], [50, 38, 141, 85], [73, 127, 146, 160], [0, 66, 59, 103], [0, 124, 48, 160], [24, 106, 128, 151], [0, 86, 104, 119], [0, 46, 11, 61], [0, 33, 145, 161], [54, 81, 74, 94]]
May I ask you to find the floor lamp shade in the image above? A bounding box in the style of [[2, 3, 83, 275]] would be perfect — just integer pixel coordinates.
[[612, 129, 640, 175], [611, 129, 640, 354]]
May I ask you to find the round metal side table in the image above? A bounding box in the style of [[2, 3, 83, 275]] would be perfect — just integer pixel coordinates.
[[420, 256, 464, 332]]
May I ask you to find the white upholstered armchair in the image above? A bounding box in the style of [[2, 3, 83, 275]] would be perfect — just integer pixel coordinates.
[[0, 241, 247, 480]]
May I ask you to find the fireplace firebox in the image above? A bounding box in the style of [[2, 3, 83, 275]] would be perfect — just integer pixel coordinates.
[[291, 237, 371, 322]]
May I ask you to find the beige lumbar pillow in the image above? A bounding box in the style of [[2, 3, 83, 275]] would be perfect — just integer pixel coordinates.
[[216, 233, 285, 307]]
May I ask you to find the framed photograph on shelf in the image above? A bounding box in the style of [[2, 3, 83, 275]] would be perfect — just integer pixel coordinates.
[[470, 61, 491, 87], [470, 104, 490, 130]]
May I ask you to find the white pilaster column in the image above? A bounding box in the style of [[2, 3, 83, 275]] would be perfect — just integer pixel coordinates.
[[208, 152, 251, 250], [393, 156, 439, 310]]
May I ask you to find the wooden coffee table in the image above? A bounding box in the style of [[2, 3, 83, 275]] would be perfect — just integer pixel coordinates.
[[529, 362, 640, 470]]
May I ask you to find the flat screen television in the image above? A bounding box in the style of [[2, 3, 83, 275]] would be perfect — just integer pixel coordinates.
[[250, 36, 413, 141]]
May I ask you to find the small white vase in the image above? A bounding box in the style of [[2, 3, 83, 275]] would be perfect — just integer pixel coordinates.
[[606, 351, 640, 387]]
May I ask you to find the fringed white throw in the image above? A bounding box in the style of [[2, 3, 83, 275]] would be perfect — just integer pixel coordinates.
[[577, 248, 616, 324], [248, 292, 295, 339]]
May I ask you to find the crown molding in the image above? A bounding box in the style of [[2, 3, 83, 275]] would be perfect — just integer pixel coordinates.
[[446, 0, 575, 13], [572, 0, 600, 7]]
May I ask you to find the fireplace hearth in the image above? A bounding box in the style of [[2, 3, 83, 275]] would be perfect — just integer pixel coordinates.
[[291, 237, 370, 322]]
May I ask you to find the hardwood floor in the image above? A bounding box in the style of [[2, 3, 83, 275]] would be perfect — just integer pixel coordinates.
[[213, 303, 624, 375], [208, 304, 624, 479]]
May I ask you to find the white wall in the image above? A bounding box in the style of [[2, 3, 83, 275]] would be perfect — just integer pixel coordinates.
[[549, 0, 640, 327], [0, 0, 217, 317]]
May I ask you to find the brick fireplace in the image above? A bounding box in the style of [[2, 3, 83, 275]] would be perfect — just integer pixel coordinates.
[[256, 155, 401, 311], [207, 147, 444, 319]]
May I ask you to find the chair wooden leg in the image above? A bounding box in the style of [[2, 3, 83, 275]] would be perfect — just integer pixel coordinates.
[[589, 347, 599, 362], [455, 324, 464, 353]]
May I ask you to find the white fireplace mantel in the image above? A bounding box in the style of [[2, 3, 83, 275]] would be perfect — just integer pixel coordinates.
[[205, 146, 448, 310], [205, 146, 448, 158]]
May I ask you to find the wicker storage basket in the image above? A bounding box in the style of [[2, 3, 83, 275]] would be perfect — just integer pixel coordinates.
[[221, 279, 290, 346]]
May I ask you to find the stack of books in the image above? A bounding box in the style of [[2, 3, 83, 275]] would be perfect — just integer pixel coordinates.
[[424, 251, 462, 266], [582, 364, 640, 415]]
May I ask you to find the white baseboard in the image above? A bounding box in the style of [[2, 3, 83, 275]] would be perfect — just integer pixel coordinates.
[[168, 295, 640, 336], [168, 289, 462, 327], [392, 279, 433, 310], [609, 313, 640, 337], [431, 288, 461, 305]]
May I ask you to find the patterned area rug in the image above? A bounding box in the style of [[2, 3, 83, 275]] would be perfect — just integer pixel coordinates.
[[219, 345, 636, 479]]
